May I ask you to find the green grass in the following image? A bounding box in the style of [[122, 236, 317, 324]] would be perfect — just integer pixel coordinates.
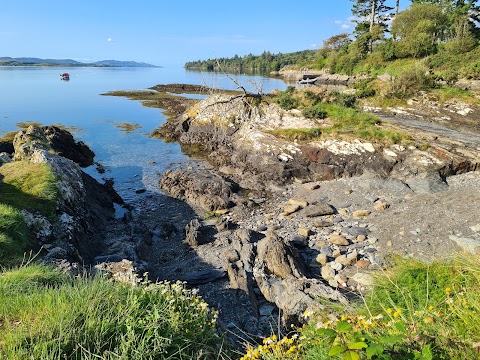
[[266, 128, 323, 142], [268, 89, 408, 145], [0, 265, 228, 359], [429, 86, 480, 105], [0, 161, 58, 265], [0, 204, 28, 265], [0, 161, 57, 217], [241, 255, 480, 360]]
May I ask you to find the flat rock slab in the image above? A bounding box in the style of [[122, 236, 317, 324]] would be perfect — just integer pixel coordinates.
[[180, 269, 226, 285], [304, 203, 335, 217]]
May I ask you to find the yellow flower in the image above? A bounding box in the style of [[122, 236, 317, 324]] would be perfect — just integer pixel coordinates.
[[386, 308, 392, 314], [393, 311, 400, 318], [445, 287, 452, 295]]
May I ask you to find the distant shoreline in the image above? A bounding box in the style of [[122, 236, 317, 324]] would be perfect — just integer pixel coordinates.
[[0, 57, 160, 68]]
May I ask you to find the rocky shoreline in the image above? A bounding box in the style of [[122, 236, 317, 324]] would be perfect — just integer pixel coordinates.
[[2, 83, 479, 347], [152, 85, 479, 339]]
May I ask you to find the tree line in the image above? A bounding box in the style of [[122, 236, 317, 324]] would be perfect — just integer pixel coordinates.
[[184, 50, 317, 73], [185, 0, 480, 79]]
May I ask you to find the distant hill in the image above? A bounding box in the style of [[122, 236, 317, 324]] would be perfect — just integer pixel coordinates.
[[0, 57, 159, 67]]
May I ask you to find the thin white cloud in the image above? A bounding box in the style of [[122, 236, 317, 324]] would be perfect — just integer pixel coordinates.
[[107, 37, 114, 43], [333, 17, 355, 31]]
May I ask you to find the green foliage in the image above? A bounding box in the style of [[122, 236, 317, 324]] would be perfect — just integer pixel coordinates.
[[302, 104, 327, 119], [273, 89, 301, 110], [0, 265, 227, 359], [352, 78, 377, 98], [392, 4, 448, 58], [386, 64, 434, 98], [332, 91, 358, 108]]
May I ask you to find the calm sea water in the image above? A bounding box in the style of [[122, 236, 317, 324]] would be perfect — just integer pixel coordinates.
[[0, 66, 287, 201]]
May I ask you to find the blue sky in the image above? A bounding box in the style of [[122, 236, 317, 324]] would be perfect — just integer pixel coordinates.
[[0, 1, 408, 67]]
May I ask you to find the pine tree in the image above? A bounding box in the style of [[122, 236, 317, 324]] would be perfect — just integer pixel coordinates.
[[351, 0, 394, 36]]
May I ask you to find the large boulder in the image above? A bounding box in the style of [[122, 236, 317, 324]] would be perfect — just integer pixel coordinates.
[[13, 125, 94, 166], [160, 168, 239, 212]]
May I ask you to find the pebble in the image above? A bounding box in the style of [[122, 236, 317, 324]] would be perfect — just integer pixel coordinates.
[[215, 209, 230, 215], [298, 227, 311, 237], [335, 255, 351, 266], [321, 264, 336, 280], [344, 226, 368, 237], [351, 273, 374, 286], [338, 209, 349, 217], [333, 216, 345, 224], [387, 241, 393, 247], [353, 210, 371, 217], [338, 202, 352, 209], [314, 219, 334, 228], [471, 225, 480, 232], [287, 199, 308, 208], [316, 253, 328, 265], [304, 183, 320, 191], [356, 235, 366, 242], [330, 261, 343, 271], [355, 259, 371, 269], [328, 234, 349, 246], [374, 202, 390, 211], [283, 204, 300, 215], [320, 246, 333, 257]]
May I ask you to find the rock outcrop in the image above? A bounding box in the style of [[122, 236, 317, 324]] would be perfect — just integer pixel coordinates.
[[159, 93, 479, 194], [7, 125, 145, 266]]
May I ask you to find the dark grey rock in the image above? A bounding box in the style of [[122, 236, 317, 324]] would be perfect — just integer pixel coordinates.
[[343, 226, 368, 237], [406, 172, 449, 194]]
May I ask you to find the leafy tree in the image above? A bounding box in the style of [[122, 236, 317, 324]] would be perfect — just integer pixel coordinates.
[[411, 0, 480, 38], [392, 3, 448, 57], [323, 33, 352, 52]]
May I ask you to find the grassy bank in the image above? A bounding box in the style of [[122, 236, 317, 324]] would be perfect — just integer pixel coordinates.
[[240, 255, 480, 360], [0, 161, 57, 265], [266, 87, 408, 144], [0, 265, 228, 359]]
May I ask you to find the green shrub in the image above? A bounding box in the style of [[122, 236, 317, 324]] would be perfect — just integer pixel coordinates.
[[302, 104, 327, 119], [388, 64, 434, 98], [274, 90, 301, 110], [352, 78, 377, 98], [331, 91, 357, 108]]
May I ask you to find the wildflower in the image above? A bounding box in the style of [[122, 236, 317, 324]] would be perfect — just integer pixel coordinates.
[[386, 308, 393, 314], [445, 287, 452, 295]]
